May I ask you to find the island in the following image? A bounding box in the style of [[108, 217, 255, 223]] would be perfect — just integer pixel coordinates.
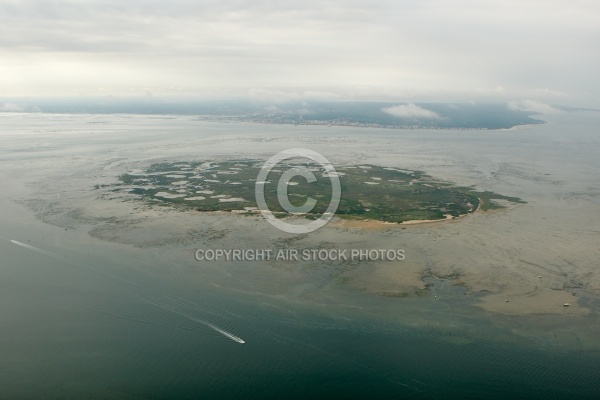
[[107, 160, 525, 224]]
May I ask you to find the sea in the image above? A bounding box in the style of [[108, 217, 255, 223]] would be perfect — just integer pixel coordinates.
[[0, 111, 599, 399]]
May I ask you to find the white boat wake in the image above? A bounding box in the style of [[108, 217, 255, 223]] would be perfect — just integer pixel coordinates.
[[206, 323, 246, 344], [10, 239, 63, 258], [129, 287, 246, 344], [8, 238, 245, 344]]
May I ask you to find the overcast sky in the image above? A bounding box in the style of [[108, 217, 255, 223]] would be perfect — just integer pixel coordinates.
[[1, 0, 598, 106]]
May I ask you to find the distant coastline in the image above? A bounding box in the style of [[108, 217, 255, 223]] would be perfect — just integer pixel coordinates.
[[0, 98, 547, 130], [195, 115, 547, 130]]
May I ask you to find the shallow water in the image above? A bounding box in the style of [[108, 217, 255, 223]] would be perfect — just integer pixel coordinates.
[[1, 112, 599, 398]]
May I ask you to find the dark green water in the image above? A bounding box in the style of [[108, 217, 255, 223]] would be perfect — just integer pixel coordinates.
[[1, 238, 599, 399]]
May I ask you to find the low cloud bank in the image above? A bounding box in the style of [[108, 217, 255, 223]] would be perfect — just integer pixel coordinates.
[[508, 99, 563, 114], [382, 103, 440, 119]]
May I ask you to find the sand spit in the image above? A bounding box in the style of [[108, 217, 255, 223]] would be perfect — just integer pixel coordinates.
[[333, 213, 457, 230]]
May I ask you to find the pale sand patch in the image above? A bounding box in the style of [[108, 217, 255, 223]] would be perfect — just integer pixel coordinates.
[[401, 214, 454, 225], [155, 191, 185, 199], [384, 167, 412, 173], [333, 219, 398, 231], [332, 213, 458, 230], [477, 289, 588, 316], [231, 207, 260, 213], [340, 256, 428, 297], [405, 205, 600, 316], [322, 171, 345, 177], [219, 197, 248, 202]]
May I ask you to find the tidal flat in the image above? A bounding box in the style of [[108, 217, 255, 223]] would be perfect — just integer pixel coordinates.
[[1, 112, 599, 398]]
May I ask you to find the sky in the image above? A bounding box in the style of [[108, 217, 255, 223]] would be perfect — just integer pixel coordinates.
[[1, 0, 599, 106]]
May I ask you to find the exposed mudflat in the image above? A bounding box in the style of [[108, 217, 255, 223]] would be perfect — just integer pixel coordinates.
[[2, 112, 600, 351]]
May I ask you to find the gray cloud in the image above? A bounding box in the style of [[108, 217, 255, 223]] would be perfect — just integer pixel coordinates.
[[0, 0, 598, 106]]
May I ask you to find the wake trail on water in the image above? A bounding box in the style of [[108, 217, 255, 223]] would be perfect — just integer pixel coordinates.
[[10, 240, 63, 259], [122, 284, 246, 344], [7, 238, 245, 344]]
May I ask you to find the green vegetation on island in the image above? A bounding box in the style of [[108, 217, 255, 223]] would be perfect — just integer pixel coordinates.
[[112, 160, 525, 223]]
